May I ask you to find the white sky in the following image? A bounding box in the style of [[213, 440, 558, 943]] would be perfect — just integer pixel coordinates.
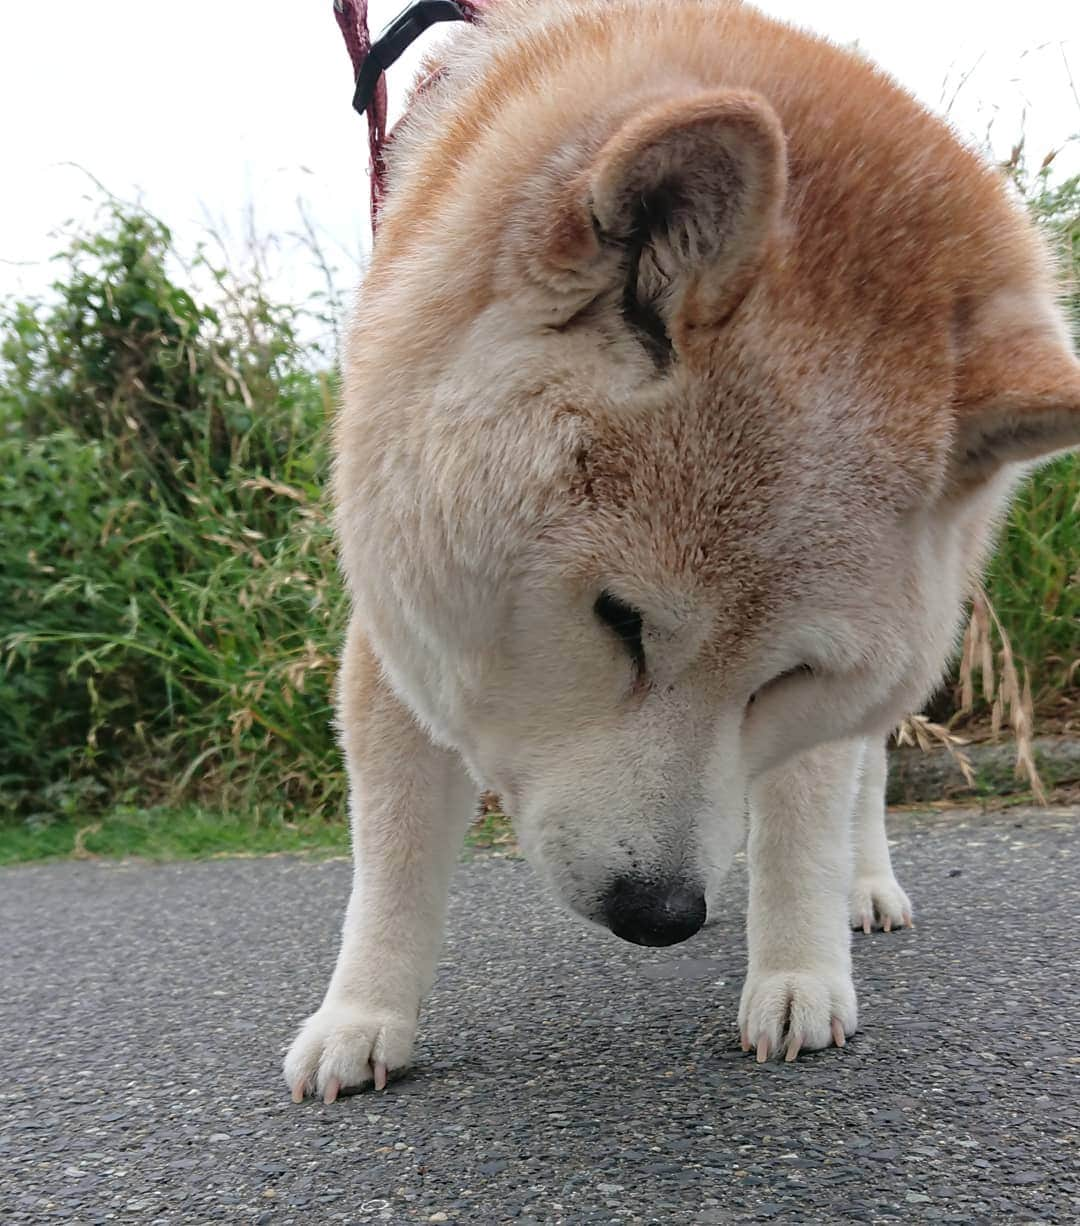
[[1, 1, 1077, 317]]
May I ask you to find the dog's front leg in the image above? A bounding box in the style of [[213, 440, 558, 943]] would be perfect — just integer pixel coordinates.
[[284, 623, 475, 1102], [738, 739, 862, 1063]]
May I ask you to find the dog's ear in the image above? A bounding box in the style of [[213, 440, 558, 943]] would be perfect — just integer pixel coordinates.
[[589, 90, 785, 358], [518, 90, 786, 364], [947, 303, 1080, 487]]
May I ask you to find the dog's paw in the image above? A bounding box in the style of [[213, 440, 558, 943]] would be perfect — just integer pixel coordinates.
[[283, 1000, 417, 1103], [738, 968, 857, 1063], [849, 872, 913, 934]]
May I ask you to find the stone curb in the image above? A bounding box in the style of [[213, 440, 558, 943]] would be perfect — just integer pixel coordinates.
[[886, 735, 1080, 804]]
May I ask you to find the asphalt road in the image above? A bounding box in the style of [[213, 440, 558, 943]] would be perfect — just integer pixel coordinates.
[[2, 805, 1077, 1225]]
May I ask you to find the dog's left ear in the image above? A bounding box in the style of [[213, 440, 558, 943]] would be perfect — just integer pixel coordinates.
[[948, 320, 1080, 487], [516, 89, 786, 361], [588, 90, 786, 357]]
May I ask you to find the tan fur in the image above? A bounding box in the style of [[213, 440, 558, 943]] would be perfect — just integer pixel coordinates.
[[286, 0, 1080, 1098]]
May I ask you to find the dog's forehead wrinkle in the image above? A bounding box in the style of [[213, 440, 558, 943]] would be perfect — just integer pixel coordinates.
[[573, 405, 848, 560]]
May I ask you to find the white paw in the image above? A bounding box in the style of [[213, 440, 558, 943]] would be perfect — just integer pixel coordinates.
[[738, 968, 857, 1063], [849, 872, 913, 934], [283, 1000, 417, 1103]]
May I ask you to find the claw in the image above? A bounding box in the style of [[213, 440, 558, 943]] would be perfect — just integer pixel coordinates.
[[785, 1034, 802, 1063], [756, 1036, 770, 1063], [373, 1062, 388, 1091], [291, 1081, 306, 1104], [740, 1028, 750, 1052], [831, 1017, 846, 1048], [862, 915, 872, 935], [323, 1077, 340, 1105], [904, 912, 915, 929], [883, 915, 892, 933]]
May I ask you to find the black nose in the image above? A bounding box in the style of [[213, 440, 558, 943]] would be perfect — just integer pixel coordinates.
[[601, 877, 707, 947]]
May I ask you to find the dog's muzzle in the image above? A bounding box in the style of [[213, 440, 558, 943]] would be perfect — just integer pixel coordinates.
[[601, 876, 707, 947]]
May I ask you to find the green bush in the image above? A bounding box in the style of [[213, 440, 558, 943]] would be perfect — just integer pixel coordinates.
[[984, 454, 1080, 703], [0, 202, 346, 823]]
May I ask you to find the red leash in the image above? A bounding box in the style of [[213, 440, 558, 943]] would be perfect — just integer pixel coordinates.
[[334, 0, 486, 231]]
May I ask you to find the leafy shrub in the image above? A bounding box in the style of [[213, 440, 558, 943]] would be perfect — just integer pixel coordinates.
[[0, 202, 346, 822]]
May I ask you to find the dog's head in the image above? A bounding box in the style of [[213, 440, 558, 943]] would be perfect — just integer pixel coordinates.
[[337, 6, 1080, 943]]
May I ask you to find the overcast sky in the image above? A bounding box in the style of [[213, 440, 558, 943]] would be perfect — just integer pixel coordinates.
[[2, 0, 1077, 315]]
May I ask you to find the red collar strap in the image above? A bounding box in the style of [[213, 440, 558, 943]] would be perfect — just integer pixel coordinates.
[[334, 0, 486, 231]]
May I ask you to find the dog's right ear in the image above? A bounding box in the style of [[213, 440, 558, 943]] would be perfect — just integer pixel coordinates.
[[947, 335, 1080, 488], [509, 89, 786, 364]]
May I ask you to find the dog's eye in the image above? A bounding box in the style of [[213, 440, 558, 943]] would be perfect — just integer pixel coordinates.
[[594, 592, 646, 676], [747, 663, 814, 707]]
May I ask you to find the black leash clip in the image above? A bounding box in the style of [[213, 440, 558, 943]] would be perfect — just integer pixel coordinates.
[[351, 0, 470, 116]]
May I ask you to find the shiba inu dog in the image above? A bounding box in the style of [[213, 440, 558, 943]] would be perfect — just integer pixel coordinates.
[[285, 0, 1080, 1101]]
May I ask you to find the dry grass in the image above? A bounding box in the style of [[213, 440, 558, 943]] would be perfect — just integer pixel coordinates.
[[894, 715, 977, 790], [898, 583, 1055, 804], [952, 589, 1048, 803]]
